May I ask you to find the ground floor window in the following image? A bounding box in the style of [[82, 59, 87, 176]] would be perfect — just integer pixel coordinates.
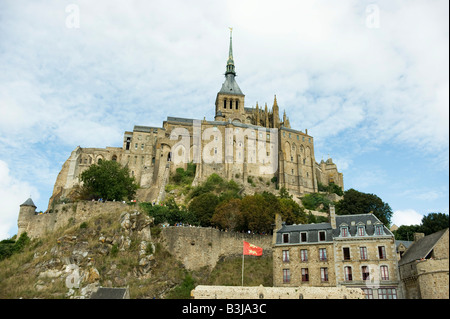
[[320, 267, 329, 282], [301, 268, 309, 282], [361, 288, 373, 299], [283, 269, 290, 283], [378, 288, 397, 299]]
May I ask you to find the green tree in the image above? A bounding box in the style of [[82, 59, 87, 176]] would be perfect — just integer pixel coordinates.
[[239, 193, 279, 234], [188, 193, 219, 227], [335, 188, 392, 226], [393, 224, 422, 241], [211, 198, 244, 231], [420, 212, 449, 235], [79, 160, 138, 201], [279, 197, 307, 225]]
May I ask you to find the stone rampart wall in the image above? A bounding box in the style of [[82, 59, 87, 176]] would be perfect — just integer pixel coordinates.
[[160, 226, 273, 270], [191, 285, 365, 299]]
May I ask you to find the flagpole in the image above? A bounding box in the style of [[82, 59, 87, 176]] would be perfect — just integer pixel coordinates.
[[242, 240, 244, 287]]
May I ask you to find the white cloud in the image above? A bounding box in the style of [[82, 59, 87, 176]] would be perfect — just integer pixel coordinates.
[[392, 209, 424, 227], [0, 160, 39, 239]]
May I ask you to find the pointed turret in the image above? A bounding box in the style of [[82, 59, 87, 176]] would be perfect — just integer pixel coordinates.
[[256, 102, 260, 126], [265, 103, 269, 128], [272, 95, 280, 128]]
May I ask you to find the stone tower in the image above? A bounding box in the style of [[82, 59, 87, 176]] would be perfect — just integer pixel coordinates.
[[17, 198, 36, 238], [214, 28, 246, 123]]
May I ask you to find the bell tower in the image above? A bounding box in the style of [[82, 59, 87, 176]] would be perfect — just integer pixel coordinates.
[[215, 28, 245, 122]]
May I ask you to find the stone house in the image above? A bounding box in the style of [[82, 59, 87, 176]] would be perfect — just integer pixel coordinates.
[[398, 228, 449, 299], [273, 206, 401, 299]]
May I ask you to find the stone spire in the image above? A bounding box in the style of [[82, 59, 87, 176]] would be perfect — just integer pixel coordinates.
[[256, 102, 260, 126], [265, 103, 269, 128], [225, 27, 236, 76], [218, 28, 243, 96], [273, 95, 280, 128]]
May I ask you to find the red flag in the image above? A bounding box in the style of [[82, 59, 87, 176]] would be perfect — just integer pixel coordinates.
[[243, 241, 263, 256]]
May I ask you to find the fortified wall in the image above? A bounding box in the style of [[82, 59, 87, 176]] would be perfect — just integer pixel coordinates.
[[191, 285, 365, 299], [17, 200, 136, 239], [160, 226, 273, 270], [17, 200, 272, 271]]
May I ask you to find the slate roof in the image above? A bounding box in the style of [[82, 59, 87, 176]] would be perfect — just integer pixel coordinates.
[[20, 198, 36, 208], [275, 213, 392, 245], [90, 287, 129, 299], [398, 228, 448, 266], [218, 74, 244, 96]]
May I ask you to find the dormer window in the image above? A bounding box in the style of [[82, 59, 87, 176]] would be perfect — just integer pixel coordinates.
[[340, 226, 349, 237], [375, 225, 384, 236], [357, 226, 366, 236], [282, 233, 290, 243], [318, 231, 326, 241]]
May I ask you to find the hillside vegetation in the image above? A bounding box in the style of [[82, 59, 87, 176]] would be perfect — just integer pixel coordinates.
[[0, 207, 272, 299]]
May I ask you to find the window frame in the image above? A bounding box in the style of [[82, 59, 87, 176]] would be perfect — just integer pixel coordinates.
[[282, 233, 290, 244], [320, 267, 329, 282], [340, 226, 349, 237], [283, 269, 290, 283], [282, 250, 290, 263], [380, 265, 389, 281], [300, 249, 308, 262], [344, 266, 353, 281], [362, 266, 370, 280], [301, 268, 309, 282], [343, 247, 351, 260], [378, 246, 387, 260], [319, 248, 327, 261], [318, 230, 326, 242], [360, 246, 368, 260], [300, 232, 307, 243]]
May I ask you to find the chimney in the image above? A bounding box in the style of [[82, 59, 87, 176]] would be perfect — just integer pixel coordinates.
[[329, 205, 336, 229], [273, 214, 283, 245], [414, 232, 425, 242]]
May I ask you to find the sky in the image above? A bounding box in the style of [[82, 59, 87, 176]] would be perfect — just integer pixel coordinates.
[[0, 0, 448, 239]]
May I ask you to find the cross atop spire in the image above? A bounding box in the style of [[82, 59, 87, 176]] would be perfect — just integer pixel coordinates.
[[226, 27, 236, 76]]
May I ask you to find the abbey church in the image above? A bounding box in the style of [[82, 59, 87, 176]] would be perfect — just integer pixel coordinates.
[[48, 30, 343, 208]]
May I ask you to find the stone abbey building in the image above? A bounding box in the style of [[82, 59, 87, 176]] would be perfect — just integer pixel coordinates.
[[48, 30, 343, 208]]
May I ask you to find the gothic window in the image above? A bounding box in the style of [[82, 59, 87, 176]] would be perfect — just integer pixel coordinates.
[[126, 137, 131, 150], [229, 100, 232, 109], [236, 100, 239, 110], [224, 99, 227, 109], [112, 155, 117, 161]]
